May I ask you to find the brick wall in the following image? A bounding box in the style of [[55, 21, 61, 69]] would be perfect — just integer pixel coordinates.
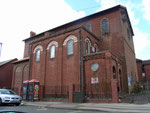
[[30, 27, 106, 95], [30, 30, 80, 95], [12, 61, 29, 94], [144, 65, 150, 81], [136, 61, 144, 82], [24, 41, 30, 58], [84, 52, 121, 102], [0, 63, 14, 89]]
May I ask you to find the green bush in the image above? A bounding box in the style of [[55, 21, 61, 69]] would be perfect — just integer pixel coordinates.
[[132, 82, 142, 93]]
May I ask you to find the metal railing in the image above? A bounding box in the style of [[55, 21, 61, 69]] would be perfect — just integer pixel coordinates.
[[85, 82, 112, 100], [44, 85, 69, 99]]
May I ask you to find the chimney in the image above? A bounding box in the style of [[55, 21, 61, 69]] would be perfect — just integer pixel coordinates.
[[30, 31, 36, 37]]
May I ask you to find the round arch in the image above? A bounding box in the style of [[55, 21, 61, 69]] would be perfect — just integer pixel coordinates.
[[23, 64, 29, 81], [33, 45, 43, 53], [63, 35, 78, 46], [46, 40, 58, 50], [85, 38, 92, 46], [85, 38, 91, 54]]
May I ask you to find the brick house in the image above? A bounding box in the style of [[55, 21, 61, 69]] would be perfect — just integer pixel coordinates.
[[12, 5, 137, 102], [136, 59, 150, 82], [0, 58, 17, 89]]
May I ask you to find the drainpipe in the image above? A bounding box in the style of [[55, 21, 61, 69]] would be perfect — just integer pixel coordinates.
[[78, 28, 82, 91], [44, 49, 47, 90], [79, 29, 85, 92], [82, 57, 86, 92], [29, 44, 32, 80], [79, 28, 86, 102]]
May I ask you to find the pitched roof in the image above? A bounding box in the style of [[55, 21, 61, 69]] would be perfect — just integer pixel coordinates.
[[12, 57, 29, 64], [0, 58, 17, 67], [142, 60, 150, 65], [136, 58, 142, 62], [23, 5, 133, 42]]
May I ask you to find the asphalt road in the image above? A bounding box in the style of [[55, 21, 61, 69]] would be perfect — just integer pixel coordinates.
[[0, 105, 108, 113]]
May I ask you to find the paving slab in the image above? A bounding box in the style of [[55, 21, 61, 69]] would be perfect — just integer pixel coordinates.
[[23, 101, 150, 113]]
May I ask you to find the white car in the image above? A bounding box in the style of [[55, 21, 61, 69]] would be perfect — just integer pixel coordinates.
[[0, 89, 22, 106]]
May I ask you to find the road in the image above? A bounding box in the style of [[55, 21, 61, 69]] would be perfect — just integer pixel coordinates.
[[0, 105, 108, 113]]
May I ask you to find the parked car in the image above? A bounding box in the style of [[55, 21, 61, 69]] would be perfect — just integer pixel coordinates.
[[0, 89, 22, 106], [0, 110, 27, 113]]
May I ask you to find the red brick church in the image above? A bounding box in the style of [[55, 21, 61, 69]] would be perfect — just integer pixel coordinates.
[[12, 5, 138, 102]]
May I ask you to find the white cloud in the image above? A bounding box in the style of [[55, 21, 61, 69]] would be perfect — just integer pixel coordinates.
[[133, 28, 150, 53], [142, 0, 150, 22], [0, 0, 85, 61]]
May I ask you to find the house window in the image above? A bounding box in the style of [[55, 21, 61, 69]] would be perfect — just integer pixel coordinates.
[[50, 45, 55, 58], [86, 40, 90, 54], [101, 18, 109, 34], [36, 49, 40, 62], [67, 40, 74, 55], [85, 23, 92, 32]]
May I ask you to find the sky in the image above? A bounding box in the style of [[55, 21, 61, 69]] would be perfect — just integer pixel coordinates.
[[0, 0, 150, 61]]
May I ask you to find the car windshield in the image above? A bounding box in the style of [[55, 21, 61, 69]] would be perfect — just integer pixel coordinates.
[[0, 90, 16, 95]]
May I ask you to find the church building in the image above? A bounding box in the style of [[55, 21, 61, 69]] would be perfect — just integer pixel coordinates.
[[12, 5, 138, 102]]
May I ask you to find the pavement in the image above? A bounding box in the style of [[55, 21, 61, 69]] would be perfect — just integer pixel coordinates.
[[22, 101, 150, 113]]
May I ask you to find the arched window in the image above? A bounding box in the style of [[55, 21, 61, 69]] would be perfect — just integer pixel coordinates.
[[86, 40, 90, 54], [67, 40, 74, 55], [63, 35, 77, 46], [113, 66, 116, 79], [36, 49, 40, 61], [33, 45, 43, 62], [16, 66, 21, 73], [94, 44, 98, 52], [101, 18, 109, 34], [50, 45, 55, 58]]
